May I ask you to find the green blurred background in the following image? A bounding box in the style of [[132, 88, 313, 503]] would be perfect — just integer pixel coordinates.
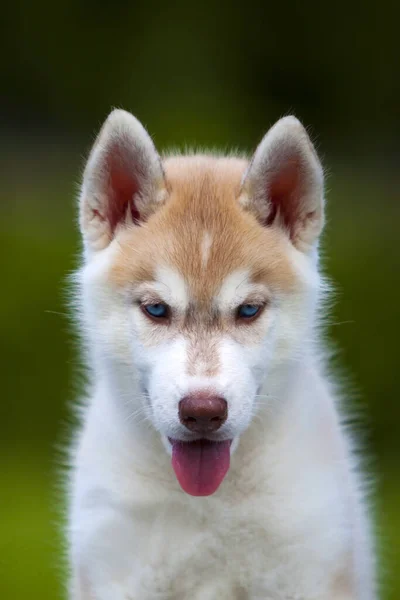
[[1, 1, 399, 598]]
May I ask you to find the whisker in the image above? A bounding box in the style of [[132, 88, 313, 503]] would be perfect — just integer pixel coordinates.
[[45, 310, 69, 317]]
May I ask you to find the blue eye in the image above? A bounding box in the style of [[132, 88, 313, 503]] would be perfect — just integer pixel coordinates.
[[237, 304, 261, 319], [144, 303, 169, 319]]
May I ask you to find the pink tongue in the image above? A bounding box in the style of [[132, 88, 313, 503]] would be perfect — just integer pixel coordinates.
[[171, 439, 231, 496]]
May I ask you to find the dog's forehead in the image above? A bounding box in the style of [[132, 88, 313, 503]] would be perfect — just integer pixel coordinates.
[[110, 156, 297, 299]]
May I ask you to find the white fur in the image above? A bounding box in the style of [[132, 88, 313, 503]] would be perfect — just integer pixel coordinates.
[[67, 112, 376, 600], [216, 269, 271, 312], [200, 232, 213, 268], [155, 265, 189, 310]]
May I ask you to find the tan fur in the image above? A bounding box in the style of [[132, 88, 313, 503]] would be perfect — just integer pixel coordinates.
[[185, 327, 220, 377], [331, 564, 355, 600], [110, 155, 298, 297], [109, 156, 301, 373]]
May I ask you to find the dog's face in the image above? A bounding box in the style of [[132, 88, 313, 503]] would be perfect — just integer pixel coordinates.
[[77, 110, 324, 495]]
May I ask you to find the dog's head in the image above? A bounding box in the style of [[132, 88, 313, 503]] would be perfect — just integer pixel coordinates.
[[76, 109, 325, 495]]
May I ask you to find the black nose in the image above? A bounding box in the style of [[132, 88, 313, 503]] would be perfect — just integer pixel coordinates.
[[179, 393, 228, 434]]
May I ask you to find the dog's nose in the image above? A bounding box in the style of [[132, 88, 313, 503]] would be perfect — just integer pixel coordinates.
[[179, 393, 228, 434]]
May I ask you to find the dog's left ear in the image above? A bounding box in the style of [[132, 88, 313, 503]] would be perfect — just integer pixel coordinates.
[[240, 116, 324, 252]]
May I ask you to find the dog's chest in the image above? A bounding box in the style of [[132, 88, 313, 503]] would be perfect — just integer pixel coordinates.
[[126, 498, 294, 599]]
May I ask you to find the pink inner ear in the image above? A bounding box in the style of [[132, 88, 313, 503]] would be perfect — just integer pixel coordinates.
[[265, 158, 302, 237], [106, 149, 141, 234]]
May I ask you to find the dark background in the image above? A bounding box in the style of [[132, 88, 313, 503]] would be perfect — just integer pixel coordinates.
[[1, 2, 399, 598]]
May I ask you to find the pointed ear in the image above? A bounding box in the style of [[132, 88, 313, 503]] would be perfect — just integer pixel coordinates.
[[79, 109, 167, 251], [240, 116, 324, 252]]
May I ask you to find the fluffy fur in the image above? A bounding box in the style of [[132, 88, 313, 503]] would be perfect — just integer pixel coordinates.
[[67, 109, 376, 599]]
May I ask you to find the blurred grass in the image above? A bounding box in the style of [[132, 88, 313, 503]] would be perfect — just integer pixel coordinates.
[[1, 166, 399, 598], [0, 457, 64, 599]]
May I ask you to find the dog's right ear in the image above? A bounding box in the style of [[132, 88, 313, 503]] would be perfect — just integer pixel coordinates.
[[79, 109, 167, 252]]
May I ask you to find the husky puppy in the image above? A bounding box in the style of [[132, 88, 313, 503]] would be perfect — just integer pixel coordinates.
[[68, 109, 375, 599]]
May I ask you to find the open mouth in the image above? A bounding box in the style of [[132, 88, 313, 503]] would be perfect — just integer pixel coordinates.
[[169, 438, 232, 497]]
